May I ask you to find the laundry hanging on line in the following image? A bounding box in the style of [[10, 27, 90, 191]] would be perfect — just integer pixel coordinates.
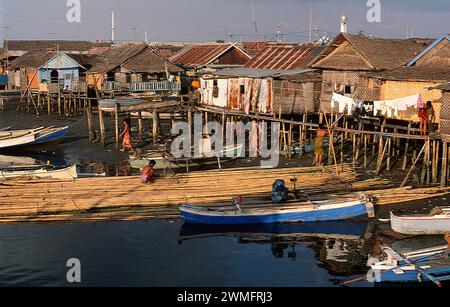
[[330, 92, 424, 118], [373, 94, 421, 117], [331, 93, 356, 115]]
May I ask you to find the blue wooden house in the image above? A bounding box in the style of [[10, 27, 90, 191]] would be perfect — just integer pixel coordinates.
[[7, 50, 84, 91]]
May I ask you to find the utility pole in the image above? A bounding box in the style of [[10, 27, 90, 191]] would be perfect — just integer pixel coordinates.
[[308, 8, 313, 42], [250, 0, 258, 39], [111, 11, 116, 43], [145, 29, 149, 42]]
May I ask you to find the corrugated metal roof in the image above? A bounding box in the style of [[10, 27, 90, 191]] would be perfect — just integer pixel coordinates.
[[170, 44, 250, 68], [211, 67, 318, 79], [245, 43, 325, 70]]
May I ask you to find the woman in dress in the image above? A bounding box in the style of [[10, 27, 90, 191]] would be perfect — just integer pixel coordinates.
[[314, 124, 328, 166]]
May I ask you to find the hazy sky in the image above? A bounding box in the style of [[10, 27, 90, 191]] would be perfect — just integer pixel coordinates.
[[0, 0, 448, 44]]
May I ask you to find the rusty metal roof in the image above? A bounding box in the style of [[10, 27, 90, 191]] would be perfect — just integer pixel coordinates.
[[244, 43, 325, 70], [170, 44, 250, 68]]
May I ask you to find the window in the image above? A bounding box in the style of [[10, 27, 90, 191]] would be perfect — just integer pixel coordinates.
[[212, 79, 219, 98], [65, 74, 72, 80], [344, 85, 352, 94], [240, 85, 245, 95]]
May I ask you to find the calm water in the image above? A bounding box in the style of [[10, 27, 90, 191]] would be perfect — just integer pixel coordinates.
[[0, 220, 374, 287]]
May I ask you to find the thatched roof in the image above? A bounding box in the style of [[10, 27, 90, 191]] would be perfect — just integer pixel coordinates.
[[430, 82, 450, 91], [312, 33, 433, 71], [89, 43, 182, 74], [364, 67, 450, 83], [4, 40, 110, 52], [122, 48, 183, 73], [8, 50, 58, 69]]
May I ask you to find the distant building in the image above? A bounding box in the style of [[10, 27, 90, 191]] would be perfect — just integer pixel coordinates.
[[7, 50, 84, 92], [170, 43, 252, 75], [199, 43, 325, 116], [86, 43, 183, 94], [311, 33, 433, 118]]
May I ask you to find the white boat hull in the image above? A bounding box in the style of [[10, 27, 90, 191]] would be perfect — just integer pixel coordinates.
[[390, 211, 450, 235], [0, 164, 78, 180]]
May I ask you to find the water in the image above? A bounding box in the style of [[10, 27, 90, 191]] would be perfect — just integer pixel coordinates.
[[0, 220, 373, 287]]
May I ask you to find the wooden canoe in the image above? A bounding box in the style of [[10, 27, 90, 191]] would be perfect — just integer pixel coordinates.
[[180, 197, 374, 225], [0, 164, 78, 180], [390, 210, 450, 235]]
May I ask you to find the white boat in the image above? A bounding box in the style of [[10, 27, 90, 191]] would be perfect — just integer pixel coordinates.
[[369, 243, 450, 285], [0, 126, 68, 150], [0, 164, 78, 180], [390, 208, 450, 235]]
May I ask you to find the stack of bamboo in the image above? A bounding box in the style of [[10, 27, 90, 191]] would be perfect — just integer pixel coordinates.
[[0, 164, 381, 221], [1, 163, 446, 223]]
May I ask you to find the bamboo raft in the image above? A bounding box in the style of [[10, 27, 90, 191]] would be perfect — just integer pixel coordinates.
[[0, 164, 448, 223]]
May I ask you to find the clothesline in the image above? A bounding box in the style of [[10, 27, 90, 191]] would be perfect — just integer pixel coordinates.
[[330, 92, 424, 117]]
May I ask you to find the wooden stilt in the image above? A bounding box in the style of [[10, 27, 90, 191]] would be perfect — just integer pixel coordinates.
[[99, 109, 105, 147], [138, 111, 143, 144], [441, 142, 448, 187], [401, 141, 428, 188], [152, 109, 159, 144], [87, 100, 94, 143], [115, 103, 120, 150]]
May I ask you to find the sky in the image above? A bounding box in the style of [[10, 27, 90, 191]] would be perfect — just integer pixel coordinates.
[[0, 0, 448, 44]]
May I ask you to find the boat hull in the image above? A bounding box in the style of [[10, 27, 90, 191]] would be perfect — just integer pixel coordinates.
[[180, 200, 369, 225], [0, 164, 78, 180], [0, 127, 68, 150], [390, 212, 450, 235]]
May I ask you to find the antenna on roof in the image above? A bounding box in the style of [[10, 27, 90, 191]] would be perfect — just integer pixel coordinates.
[[250, 0, 258, 38], [111, 11, 116, 43]]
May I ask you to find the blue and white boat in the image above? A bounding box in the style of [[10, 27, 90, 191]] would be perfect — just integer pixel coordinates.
[[0, 126, 68, 150], [369, 243, 450, 286], [180, 196, 375, 225]]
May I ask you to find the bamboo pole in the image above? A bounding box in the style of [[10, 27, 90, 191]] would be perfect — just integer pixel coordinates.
[[401, 142, 427, 188], [441, 142, 448, 187]]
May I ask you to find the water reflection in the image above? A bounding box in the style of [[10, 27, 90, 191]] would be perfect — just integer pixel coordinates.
[[179, 221, 372, 277]]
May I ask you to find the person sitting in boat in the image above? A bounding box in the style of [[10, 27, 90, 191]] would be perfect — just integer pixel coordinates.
[[141, 160, 156, 184], [119, 118, 134, 153], [314, 124, 328, 166]]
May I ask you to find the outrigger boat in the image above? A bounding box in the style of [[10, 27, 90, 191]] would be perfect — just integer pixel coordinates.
[[0, 164, 78, 180], [0, 126, 68, 150], [369, 243, 450, 286], [180, 195, 375, 225], [390, 207, 450, 235]]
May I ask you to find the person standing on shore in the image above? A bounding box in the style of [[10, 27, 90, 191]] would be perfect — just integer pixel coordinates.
[[119, 118, 133, 152], [314, 124, 328, 166], [141, 160, 156, 184]]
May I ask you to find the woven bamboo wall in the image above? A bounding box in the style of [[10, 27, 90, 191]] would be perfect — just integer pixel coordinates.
[[272, 80, 320, 115], [355, 77, 382, 100], [440, 92, 450, 135], [319, 70, 362, 113], [380, 80, 442, 123]]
